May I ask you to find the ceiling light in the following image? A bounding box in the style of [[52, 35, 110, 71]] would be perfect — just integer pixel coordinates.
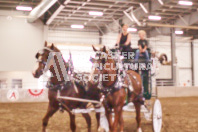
[[71, 25, 84, 29], [89, 11, 103, 16], [128, 28, 137, 32], [148, 15, 161, 20], [16, 6, 32, 11], [140, 3, 148, 13], [178, 1, 193, 6], [175, 31, 183, 35]]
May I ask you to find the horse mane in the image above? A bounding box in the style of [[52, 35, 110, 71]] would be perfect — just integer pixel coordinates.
[[46, 44, 69, 72], [47, 45, 61, 52]]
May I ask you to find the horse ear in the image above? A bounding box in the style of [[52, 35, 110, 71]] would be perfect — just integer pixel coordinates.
[[92, 45, 98, 52], [44, 41, 47, 47], [102, 46, 107, 53], [50, 43, 54, 50]]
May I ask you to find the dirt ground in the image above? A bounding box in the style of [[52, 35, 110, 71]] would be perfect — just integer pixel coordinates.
[[0, 97, 198, 132]]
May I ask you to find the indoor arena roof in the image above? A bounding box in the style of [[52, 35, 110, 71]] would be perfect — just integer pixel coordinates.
[[44, 0, 198, 34], [1, 0, 198, 35], [0, 0, 42, 11]]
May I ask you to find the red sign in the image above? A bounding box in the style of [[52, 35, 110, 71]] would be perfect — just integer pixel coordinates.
[[28, 89, 44, 97], [7, 90, 19, 101]]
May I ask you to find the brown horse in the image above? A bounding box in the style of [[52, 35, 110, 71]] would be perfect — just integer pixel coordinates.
[[32, 42, 100, 132], [89, 45, 143, 132]]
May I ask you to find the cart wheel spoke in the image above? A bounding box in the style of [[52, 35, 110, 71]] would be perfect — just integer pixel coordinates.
[[152, 99, 162, 132]]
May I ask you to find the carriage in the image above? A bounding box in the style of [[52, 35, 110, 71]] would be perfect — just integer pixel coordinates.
[[34, 43, 162, 132], [122, 48, 163, 132], [57, 48, 163, 132]]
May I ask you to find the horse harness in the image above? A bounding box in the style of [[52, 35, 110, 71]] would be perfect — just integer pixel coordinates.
[[96, 51, 144, 111], [39, 48, 82, 113], [97, 50, 141, 96]]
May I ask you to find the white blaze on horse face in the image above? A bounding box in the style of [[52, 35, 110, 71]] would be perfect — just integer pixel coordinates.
[[33, 56, 42, 75], [33, 61, 39, 75]]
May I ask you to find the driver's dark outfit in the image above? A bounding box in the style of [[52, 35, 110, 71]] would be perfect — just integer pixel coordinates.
[[118, 33, 133, 63]]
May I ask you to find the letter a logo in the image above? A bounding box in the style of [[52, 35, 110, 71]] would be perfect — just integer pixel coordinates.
[[7, 90, 19, 101]]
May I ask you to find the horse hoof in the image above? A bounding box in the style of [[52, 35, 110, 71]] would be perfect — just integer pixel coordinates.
[[98, 127, 106, 132], [137, 128, 142, 132]]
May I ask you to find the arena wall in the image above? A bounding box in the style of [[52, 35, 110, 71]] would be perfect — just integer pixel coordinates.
[[194, 42, 198, 86], [0, 10, 44, 71], [0, 86, 198, 103], [157, 86, 198, 97], [0, 88, 48, 103]]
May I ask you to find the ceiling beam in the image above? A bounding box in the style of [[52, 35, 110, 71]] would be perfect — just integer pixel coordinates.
[[62, 5, 128, 12], [59, 11, 123, 16], [56, 14, 120, 19], [51, 0, 91, 28], [0, 1, 38, 5], [51, 21, 105, 26], [149, 11, 198, 37], [147, 23, 198, 30], [55, 16, 112, 21], [122, 0, 172, 24], [163, 4, 198, 10], [69, 1, 139, 7], [46, 0, 70, 25]]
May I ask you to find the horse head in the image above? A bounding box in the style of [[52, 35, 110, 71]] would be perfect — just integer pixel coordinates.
[[89, 45, 117, 86], [32, 41, 60, 78]]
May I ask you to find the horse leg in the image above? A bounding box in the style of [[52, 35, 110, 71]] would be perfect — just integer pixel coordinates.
[[134, 102, 142, 132], [112, 106, 122, 132], [42, 105, 58, 132], [93, 105, 100, 129], [69, 113, 76, 132], [95, 112, 100, 129], [105, 108, 113, 131], [119, 109, 124, 132], [82, 113, 91, 132]]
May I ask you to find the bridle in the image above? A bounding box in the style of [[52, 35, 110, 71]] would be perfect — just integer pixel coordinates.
[[37, 57, 47, 66], [36, 47, 56, 73]]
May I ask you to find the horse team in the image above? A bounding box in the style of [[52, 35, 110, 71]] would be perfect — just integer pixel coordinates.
[[32, 42, 144, 132]]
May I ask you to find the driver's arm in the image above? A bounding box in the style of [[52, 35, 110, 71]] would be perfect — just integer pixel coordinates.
[[138, 45, 143, 52], [124, 34, 132, 45], [142, 45, 147, 52], [116, 34, 121, 45], [142, 40, 148, 52]]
